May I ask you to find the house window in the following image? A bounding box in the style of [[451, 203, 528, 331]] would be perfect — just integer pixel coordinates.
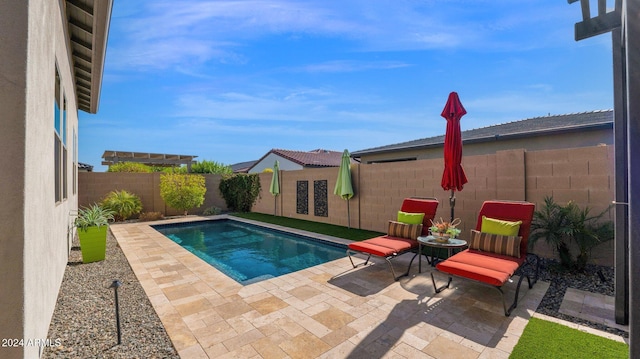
[[73, 128, 77, 195], [54, 68, 61, 203], [62, 95, 68, 200], [54, 66, 68, 202]]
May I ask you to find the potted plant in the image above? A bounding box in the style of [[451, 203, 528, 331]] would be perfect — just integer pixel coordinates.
[[429, 217, 462, 243], [75, 204, 114, 263]]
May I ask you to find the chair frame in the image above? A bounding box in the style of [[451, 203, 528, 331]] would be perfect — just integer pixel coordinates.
[[347, 197, 438, 281], [430, 200, 540, 316]]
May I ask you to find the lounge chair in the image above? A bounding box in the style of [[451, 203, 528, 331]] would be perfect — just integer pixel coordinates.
[[430, 200, 539, 316], [347, 197, 439, 281]]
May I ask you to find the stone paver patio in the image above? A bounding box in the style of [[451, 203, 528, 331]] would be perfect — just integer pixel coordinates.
[[111, 215, 589, 358]]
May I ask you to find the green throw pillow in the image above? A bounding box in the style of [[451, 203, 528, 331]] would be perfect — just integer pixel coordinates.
[[481, 216, 522, 236], [397, 211, 425, 225]]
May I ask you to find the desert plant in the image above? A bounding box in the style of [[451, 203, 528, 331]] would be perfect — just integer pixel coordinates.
[[75, 204, 114, 232], [159, 173, 207, 215], [202, 206, 222, 216], [530, 196, 614, 271], [138, 212, 165, 222], [219, 174, 261, 212], [529, 196, 574, 268], [107, 162, 153, 173], [101, 190, 143, 221], [191, 160, 233, 174], [564, 202, 614, 271]]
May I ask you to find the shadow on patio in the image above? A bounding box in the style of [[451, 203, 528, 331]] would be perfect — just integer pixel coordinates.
[[329, 255, 548, 358]]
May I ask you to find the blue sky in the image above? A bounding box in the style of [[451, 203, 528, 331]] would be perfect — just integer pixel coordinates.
[[80, 0, 614, 171]]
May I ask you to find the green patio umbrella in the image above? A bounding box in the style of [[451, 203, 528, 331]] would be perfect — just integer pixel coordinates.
[[334, 149, 354, 228], [269, 160, 280, 215]]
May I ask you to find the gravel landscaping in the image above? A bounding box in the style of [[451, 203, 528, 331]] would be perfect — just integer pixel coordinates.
[[43, 231, 178, 359], [43, 227, 625, 358]]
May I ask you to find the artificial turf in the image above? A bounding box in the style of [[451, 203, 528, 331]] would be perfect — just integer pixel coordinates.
[[230, 212, 383, 241], [510, 317, 628, 359]]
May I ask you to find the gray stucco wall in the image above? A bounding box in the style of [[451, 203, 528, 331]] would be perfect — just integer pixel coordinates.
[[0, 1, 28, 358], [1, 1, 79, 358]]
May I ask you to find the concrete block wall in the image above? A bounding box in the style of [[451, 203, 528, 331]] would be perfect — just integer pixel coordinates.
[[79, 172, 227, 216], [524, 145, 615, 265], [78, 145, 616, 265], [254, 166, 362, 228]]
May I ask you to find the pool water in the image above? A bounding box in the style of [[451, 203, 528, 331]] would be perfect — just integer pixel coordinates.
[[153, 219, 346, 285]]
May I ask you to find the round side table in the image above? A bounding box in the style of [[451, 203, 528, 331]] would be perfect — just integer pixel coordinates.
[[417, 236, 468, 273]]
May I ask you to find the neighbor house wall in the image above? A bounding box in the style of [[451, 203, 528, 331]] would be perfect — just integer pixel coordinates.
[[359, 127, 612, 163], [0, 1, 80, 358]]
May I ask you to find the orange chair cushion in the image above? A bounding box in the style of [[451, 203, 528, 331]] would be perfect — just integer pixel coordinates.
[[435, 249, 525, 287], [348, 236, 416, 257]]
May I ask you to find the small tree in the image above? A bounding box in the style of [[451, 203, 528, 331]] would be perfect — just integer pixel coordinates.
[[159, 173, 206, 215], [219, 174, 261, 212]]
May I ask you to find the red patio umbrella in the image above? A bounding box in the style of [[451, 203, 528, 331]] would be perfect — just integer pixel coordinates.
[[441, 92, 468, 222]]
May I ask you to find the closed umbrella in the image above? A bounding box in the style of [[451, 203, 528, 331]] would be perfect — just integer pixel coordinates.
[[440, 92, 468, 222], [269, 160, 280, 215], [334, 149, 354, 228]]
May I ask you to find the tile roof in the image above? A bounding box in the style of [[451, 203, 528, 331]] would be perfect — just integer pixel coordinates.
[[230, 160, 257, 173], [270, 148, 352, 167], [352, 110, 613, 156], [78, 162, 94, 171]]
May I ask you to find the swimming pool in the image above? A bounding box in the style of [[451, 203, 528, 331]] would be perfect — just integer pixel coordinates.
[[152, 219, 346, 285]]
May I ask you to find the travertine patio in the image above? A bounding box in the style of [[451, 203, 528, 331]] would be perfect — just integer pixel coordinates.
[[110, 215, 620, 358]]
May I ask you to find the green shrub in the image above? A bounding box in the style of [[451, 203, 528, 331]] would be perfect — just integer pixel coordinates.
[[218, 174, 261, 212], [138, 212, 165, 222], [158, 166, 187, 173], [159, 173, 207, 215], [202, 206, 222, 216], [101, 190, 143, 221], [107, 162, 153, 173], [191, 160, 233, 174]]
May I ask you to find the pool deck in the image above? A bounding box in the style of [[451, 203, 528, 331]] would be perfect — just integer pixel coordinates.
[[111, 215, 626, 358]]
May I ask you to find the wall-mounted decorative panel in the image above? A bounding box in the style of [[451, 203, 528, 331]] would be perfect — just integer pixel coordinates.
[[314, 180, 328, 217], [296, 180, 308, 215]]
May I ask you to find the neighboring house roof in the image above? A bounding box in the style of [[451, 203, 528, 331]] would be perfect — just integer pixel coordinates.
[[231, 160, 257, 173], [248, 148, 354, 172], [65, 0, 113, 113], [101, 150, 197, 167], [351, 110, 613, 157], [78, 162, 94, 171]]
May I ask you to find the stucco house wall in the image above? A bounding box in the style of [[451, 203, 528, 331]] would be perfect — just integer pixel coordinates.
[[0, 1, 110, 358], [248, 153, 303, 173], [357, 127, 612, 164]]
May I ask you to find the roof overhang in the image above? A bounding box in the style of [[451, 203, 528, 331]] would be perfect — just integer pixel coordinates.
[[66, 0, 113, 113], [101, 150, 198, 167]]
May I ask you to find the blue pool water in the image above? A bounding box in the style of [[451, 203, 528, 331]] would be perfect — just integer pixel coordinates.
[[152, 219, 346, 285]]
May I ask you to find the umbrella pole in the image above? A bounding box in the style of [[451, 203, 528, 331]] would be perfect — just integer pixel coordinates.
[[449, 190, 455, 222], [274, 196, 277, 216], [347, 199, 351, 229]]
